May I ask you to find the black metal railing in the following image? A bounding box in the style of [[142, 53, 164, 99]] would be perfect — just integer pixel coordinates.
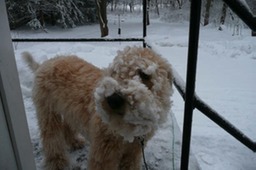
[[12, 0, 149, 48], [178, 0, 256, 170], [12, 37, 145, 43]]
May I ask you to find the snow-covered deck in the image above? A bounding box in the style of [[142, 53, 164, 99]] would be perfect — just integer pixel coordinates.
[[13, 13, 256, 169]]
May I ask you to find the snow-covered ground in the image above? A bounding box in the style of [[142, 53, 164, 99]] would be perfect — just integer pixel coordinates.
[[13, 13, 256, 170]]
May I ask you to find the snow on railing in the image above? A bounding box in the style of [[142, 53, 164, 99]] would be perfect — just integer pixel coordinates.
[[12, 37, 145, 42]]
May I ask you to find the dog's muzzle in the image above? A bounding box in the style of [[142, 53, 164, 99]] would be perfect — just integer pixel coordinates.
[[106, 92, 125, 110]]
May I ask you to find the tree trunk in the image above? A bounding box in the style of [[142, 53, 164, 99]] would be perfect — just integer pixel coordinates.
[[110, 1, 114, 11], [203, 0, 212, 26], [155, 0, 160, 16], [95, 0, 109, 37], [147, 0, 150, 25], [176, 0, 183, 9], [219, 3, 227, 31], [129, 0, 134, 13]]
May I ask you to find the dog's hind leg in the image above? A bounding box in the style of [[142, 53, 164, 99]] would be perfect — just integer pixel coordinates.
[[63, 121, 85, 151], [37, 107, 69, 170]]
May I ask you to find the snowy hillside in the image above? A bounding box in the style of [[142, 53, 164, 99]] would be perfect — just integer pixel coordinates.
[[13, 13, 256, 170]]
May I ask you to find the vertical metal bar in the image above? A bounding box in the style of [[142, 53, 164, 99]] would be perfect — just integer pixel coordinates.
[[180, 0, 202, 169], [143, 0, 147, 47]]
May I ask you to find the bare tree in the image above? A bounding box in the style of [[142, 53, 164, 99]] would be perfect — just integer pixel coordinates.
[[129, 0, 135, 13], [95, 0, 109, 37], [155, 0, 160, 16], [219, 2, 227, 30], [203, 0, 212, 26], [176, 0, 183, 9]]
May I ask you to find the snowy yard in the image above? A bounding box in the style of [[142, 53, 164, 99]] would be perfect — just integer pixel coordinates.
[[13, 13, 256, 170]]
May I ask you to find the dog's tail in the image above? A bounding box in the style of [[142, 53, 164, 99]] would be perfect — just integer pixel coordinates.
[[22, 52, 40, 72]]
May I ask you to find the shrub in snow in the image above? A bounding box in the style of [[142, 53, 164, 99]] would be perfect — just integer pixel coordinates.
[[5, 0, 97, 29], [27, 18, 43, 30]]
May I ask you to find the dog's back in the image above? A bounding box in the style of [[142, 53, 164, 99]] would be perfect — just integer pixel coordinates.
[[22, 53, 103, 116], [22, 53, 103, 170]]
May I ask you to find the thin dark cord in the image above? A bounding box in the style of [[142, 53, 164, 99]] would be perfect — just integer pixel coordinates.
[[140, 138, 149, 170], [171, 113, 175, 170]]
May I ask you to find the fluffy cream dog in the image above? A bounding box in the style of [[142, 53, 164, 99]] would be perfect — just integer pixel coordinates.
[[23, 46, 173, 170]]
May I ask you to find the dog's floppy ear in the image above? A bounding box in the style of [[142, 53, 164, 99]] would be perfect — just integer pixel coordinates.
[[167, 67, 173, 84], [137, 69, 154, 89], [161, 62, 173, 85]]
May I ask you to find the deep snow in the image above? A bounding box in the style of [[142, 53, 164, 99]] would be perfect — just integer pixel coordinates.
[[13, 13, 256, 170]]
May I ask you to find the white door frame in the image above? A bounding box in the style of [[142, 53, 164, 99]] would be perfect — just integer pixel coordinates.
[[0, 1, 36, 169]]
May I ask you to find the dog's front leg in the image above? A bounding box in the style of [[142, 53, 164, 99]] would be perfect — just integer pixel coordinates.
[[119, 140, 142, 170], [87, 136, 123, 170]]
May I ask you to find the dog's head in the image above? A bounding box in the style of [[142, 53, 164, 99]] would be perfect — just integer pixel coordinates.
[[94, 46, 173, 142]]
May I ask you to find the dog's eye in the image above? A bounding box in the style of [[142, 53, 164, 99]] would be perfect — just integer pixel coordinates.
[[138, 69, 151, 81], [137, 69, 153, 89]]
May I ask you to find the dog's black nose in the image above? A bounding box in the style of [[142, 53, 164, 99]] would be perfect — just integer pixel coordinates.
[[106, 92, 125, 110]]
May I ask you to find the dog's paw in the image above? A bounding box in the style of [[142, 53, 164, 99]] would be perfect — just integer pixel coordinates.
[[70, 135, 86, 151], [45, 156, 69, 170]]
